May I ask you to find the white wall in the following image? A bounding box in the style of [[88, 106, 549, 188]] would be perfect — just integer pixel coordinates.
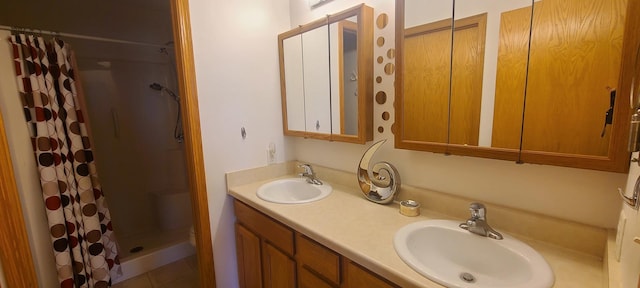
[[288, 0, 625, 229], [619, 152, 640, 287], [0, 30, 59, 287], [188, 1, 292, 287]]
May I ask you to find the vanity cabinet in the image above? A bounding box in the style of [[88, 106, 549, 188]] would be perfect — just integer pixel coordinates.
[[234, 200, 399, 288], [234, 200, 296, 288], [278, 4, 374, 144]]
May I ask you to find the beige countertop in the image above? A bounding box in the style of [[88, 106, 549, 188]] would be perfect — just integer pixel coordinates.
[[228, 171, 605, 288]]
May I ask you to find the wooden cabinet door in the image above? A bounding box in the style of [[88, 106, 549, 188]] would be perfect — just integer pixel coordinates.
[[298, 266, 335, 288], [343, 261, 398, 288], [522, 0, 626, 156], [262, 242, 296, 288], [235, 223, 263, 288]]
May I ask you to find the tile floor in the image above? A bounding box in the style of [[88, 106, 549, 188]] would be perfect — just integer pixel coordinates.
[[112, 255, 198, 288]]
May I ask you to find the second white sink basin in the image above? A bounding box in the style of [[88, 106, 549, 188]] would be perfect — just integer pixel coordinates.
[[394, 219, 554, 288], [257, 178, 332, 204]]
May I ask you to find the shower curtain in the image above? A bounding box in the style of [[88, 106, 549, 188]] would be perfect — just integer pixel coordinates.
[[8, 34, 121, 288]]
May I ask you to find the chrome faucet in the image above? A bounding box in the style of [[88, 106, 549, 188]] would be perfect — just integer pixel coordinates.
[[459, 203, 503, 240], [298, 164, 323, 185]]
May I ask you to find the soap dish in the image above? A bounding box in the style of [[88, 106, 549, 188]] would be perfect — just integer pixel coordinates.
[[400, 200, 420, 217]]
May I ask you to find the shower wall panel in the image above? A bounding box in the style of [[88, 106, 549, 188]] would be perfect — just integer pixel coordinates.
[[76, 44, 190, 240]]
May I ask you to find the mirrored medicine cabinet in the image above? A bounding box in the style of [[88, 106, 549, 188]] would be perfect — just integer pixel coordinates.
[[278, 4, 374, 144], [395, 0, 639, 172]]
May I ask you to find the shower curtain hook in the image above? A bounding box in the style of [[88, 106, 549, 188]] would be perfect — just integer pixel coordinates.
[[11, 26, 22, 35]]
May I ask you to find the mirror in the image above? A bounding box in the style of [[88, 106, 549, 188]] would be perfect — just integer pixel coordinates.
[[279, 4, 373, 143], [330, 16, 359, 136], [280, 22, 331, 136], [303, 24, 332, 134], [282, 34, 305, 133], [397, 0, 533, 150], [452, 0, 534, 149], [396, 0, 633, 171], [400, 0, 454, 146]]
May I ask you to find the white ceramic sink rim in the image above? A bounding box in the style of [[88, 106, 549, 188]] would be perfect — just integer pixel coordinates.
[[256, 178, 332, 204], [394, 219, 554, 288]]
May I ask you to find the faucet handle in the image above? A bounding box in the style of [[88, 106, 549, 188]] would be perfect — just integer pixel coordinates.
[[297, 163, 314, 175], [297, 164, 323, 185], [469, 202, 486, 219]]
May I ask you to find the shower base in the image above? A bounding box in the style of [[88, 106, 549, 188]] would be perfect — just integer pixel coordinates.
[[112, 227, 195, 284]]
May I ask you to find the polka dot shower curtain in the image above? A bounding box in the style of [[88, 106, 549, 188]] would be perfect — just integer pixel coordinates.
[[8, 34, 121, 288]]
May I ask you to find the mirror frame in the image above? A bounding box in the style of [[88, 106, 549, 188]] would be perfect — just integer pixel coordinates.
[[394, 0, 635, 172], [278, 4, 373, 144]]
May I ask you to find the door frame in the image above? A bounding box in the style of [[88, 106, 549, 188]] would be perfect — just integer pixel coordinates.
[[0, 0, 216, 287], [171, 0, 216, 286]]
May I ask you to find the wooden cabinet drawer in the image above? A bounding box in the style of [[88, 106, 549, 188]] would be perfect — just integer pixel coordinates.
[[298, 266, 335, 288], [296, 233, 341, 285], [234, 200, 294, 256], [344, 260, 399, 288]]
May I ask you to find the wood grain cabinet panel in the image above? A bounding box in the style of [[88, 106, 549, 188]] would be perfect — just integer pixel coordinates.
[[522, 0, 626, 157], [235, 223, 263, 288], [234, 200, 294, 255], [298, 266, 335, 288], [401, 14, 486, 145], [343, 260, 400, 288], [296, 233, 341, 285], [492, 6, 532, 149], [235, 199, 296, 288], [262, 242, 296, 288]]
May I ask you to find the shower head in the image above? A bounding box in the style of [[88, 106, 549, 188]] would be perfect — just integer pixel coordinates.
[[149, 82, 180, 102], [149, 82, 184, 143], [150, 83, 164, 91]]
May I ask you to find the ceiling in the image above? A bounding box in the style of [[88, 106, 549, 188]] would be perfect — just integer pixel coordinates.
[[0, 0, 174, 45]]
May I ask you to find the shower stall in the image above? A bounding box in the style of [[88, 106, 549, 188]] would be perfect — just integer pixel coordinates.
[[72, 39, 195, 282], [0, 0, 199, 285]]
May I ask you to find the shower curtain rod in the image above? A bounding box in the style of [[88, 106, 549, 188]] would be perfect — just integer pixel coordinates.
[[0, 25, 169, 48]]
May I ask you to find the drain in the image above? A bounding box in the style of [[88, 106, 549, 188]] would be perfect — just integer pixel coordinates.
[[460, 272, 476, 283], [129, 246, 144, 253]]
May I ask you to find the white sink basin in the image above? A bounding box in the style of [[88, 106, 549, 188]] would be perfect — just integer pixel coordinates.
[[257, 178, 332, 204], [394, 220, 554, 288]]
